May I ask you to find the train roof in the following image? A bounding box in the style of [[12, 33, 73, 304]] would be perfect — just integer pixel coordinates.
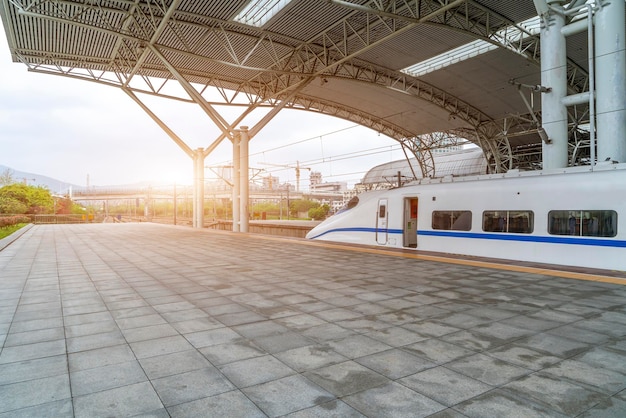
[[404, 160, 626, 187]]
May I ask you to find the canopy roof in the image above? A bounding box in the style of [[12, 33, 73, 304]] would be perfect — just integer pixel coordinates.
[[0, 0, 593, 176]]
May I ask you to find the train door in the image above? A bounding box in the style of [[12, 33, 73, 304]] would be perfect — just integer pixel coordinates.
[[403, 197, 418, 247], [376, 198, 388, 245]]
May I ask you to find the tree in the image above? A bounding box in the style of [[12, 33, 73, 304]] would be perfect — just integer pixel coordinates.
[[55, 196, 85, 214], [0, 184, 54, 214], [0, 168, 14, 186], [309, 204, 330, 220], [289, 199, 319, 217]]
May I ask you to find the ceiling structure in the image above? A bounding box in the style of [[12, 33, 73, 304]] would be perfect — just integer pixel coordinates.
[[0, 0, 595, 178]]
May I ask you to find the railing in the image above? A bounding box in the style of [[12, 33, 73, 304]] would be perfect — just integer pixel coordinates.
[[32, 214, 103, 224]]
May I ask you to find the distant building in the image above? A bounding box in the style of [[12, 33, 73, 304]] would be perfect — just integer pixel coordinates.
[[309, 171, 347, 193], [262, 175, 280, 190], [309, 171, 322, 186]]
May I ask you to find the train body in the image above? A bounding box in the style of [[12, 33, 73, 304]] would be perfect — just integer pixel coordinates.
[[306, 163, 626, 272]]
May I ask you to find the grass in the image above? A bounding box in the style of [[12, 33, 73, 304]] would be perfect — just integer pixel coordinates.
[[0, 223, 28, 240]]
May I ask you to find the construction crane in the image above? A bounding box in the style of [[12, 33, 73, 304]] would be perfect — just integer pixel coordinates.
[[258, 161, 311, 192], [18, 177, 36, 185]]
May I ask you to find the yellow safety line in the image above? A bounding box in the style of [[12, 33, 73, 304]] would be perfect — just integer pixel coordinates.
[[231, 231, 626, 286]]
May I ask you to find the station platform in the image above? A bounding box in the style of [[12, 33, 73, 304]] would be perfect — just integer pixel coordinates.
[[1, 223, 625, 417]]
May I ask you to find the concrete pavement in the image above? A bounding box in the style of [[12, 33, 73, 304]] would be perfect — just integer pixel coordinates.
[[1, 223, 625, 417]]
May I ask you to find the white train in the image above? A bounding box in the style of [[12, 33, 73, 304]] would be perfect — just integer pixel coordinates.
[[306, 163, 626, 272]]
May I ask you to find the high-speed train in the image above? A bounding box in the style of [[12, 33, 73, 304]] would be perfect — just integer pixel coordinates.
[[306, 163, 626, 272]]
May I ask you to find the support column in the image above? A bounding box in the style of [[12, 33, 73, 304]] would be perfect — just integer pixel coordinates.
[[540, 1, 569, 169], [193, 148, 204, 229], [232, 134, 240, 232], [595, 0, 626, 163], [239, 126, 250, 233]]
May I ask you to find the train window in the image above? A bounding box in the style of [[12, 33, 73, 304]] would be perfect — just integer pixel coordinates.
[[344, 196, 359, 211], [548, 210, 617, 237], [379, 205, 386, 218], [483, 211, 534, 234], [432, 211, 472, 231]]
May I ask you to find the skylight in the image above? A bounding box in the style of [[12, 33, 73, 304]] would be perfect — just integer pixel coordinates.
[[402, 16, 541, 77], [233, 0, 294, 27]]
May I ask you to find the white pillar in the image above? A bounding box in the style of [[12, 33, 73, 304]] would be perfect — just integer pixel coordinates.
[[232, 134, 240, 232], [540, 2, 569, 169], [192, 148, 204, 229], [595, 0, 626, 163], [239, 126, 250, 233]]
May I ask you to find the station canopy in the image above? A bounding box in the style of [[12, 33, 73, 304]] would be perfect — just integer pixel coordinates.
[[361, 147, 487, 188], [0, 0, 593, 178]]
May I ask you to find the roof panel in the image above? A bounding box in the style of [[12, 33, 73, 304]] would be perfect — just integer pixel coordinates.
[[0, 0, 596, 171]]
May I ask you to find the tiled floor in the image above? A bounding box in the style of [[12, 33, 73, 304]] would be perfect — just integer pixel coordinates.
[[0, 223, 625, 417]]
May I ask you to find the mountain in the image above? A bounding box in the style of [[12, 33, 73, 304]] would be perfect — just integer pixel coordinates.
[[0, 165, 80, 194], [0, 165, 170, 194]]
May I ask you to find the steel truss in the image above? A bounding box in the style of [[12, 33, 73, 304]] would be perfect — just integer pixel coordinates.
[[4, 0, 589, 176]]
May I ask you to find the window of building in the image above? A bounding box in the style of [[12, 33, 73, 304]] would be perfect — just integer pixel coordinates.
[[548, 210, 617, 237], [432, 211, 472, 231], [483, 211, 533, 233]]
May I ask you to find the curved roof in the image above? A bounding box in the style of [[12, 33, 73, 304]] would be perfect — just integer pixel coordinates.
[[0, 0, 592, 175], [362, 147, 487, 186]]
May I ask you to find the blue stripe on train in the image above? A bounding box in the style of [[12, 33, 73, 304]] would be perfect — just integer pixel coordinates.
[[308, 227, 626, 248]]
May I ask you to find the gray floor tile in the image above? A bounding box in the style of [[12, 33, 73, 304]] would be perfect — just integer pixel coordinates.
[[243, 374, 335, 417], [185, 327, 242, 348], [539, 359, 626, 395], [70, 360, 147, 396], [252, 331, 314, 353], [304, 360, 389, 397], [343, 381, 446, 418], [399, 366, 492, 406], [355, 348, 436, 379], [151, 367, 234, 407], [130, 335, 194, 358], [0, 354, 68, 385], [446, 353, 532, 386], [326, 335, 393, 359], [578, 396, 626, 418], [7, 317, 63, 333], [3, 327, 65, 346], [232, 320, 289, 338], [502, 373, 608, 416], [140, 349, 212, 380], [170, 317, 224, 334], [68, 344, 136, 372], [63, 311, 114, 327], [0, 399, 73, 418], [403, 338, 476, 364], [516, 333, 591, 358], [64, 320, 119, 338], [275, 344, 348, 372], [116, 313, 167, 329], [199, 339, 266, 365], [0, 374, 71, 414], [219, 354, 295, 387], [486, 345, 562, 371], [0, 339, 66, 363], [282, 399, 366, 417], [166, 390, 266, 418], [73, 381, 163, 418], [575, 346, 626, 374], [66, 330, 126, 353], [454, 388, 569, 418], [122, 323, 179, 343]]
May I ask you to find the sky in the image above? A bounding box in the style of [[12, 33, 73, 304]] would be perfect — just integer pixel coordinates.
[[0, 20, 405, 192]]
